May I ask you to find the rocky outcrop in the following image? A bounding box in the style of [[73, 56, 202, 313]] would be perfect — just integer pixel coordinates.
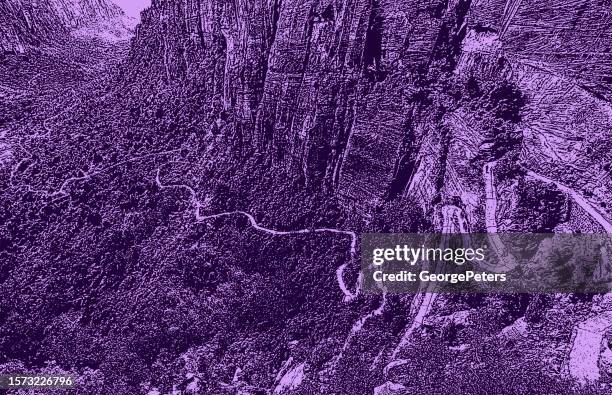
[[0, 0, 135, 54], [124, 0, 612, 390], [129, 0, 611, 233], [0, 0, 65, 53], [1, 0, 611, 393]]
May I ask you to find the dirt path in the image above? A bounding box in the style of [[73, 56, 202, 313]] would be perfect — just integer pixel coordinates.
[[23, 149, 181, 198], [390, 160, 516, 361], [525, 169, 612, 233], [390, 204, 465, 360], [483, 162, 518, 272], [523, 169, 612, 383], [155, 168, 360, 301]]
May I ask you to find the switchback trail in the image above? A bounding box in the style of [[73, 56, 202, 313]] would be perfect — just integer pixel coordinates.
[[155, 168, 360, 302], [524, 169, 612, 233], [390, 204, 466, 360], [523, 169, 612, 383], [483, 162, 519, 272]]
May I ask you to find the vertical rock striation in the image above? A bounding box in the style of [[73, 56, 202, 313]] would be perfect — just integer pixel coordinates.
[[2, 0, 611, 392], [125, 3, 612, 387], [129, 0, 611, 233]]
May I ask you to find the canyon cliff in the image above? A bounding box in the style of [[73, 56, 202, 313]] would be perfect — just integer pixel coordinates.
[[0, 0, 611, 394], [118, 1, 612, 391], [128, 0, 611, 233], [0, 0, 134, 54]]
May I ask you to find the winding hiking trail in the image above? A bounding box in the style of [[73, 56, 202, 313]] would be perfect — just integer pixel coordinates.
[[390, 160, 518, 361], [523, 168, 612, 383], [155, 162, 612, 383], [490, 165, 612, 383], [154, 167, 360, 302], [483, 162, 499, 233], [31, 79, 117, 140], [155, 165, 396, 382], [524, 169, 612, 233], [11, 149, 181, 198]]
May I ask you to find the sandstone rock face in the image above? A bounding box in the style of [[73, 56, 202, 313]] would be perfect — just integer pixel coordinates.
[[1, 0, 612, 394], [0, 0, 65, 53], [130, 0, 611, 232], [122, 4, 612, 388], [0, 0, 134, 54]]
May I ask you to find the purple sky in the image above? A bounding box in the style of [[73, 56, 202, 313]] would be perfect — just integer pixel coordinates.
[[113, 0, 150, 19]]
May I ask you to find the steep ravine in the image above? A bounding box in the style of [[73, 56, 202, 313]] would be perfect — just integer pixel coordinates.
[[0, 0, 134, 54], [0, 0, 611, 394], [123, 0, 612, 392]]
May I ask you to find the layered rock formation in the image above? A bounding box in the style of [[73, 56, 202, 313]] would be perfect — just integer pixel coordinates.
[[0, 0, 135, 54], [1, 0, 611, 393], [129, 0, 611, 232], [124, 0, 612, 391]]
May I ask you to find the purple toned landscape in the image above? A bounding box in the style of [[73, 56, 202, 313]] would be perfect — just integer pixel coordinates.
[[1, 0, 611, 394]]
